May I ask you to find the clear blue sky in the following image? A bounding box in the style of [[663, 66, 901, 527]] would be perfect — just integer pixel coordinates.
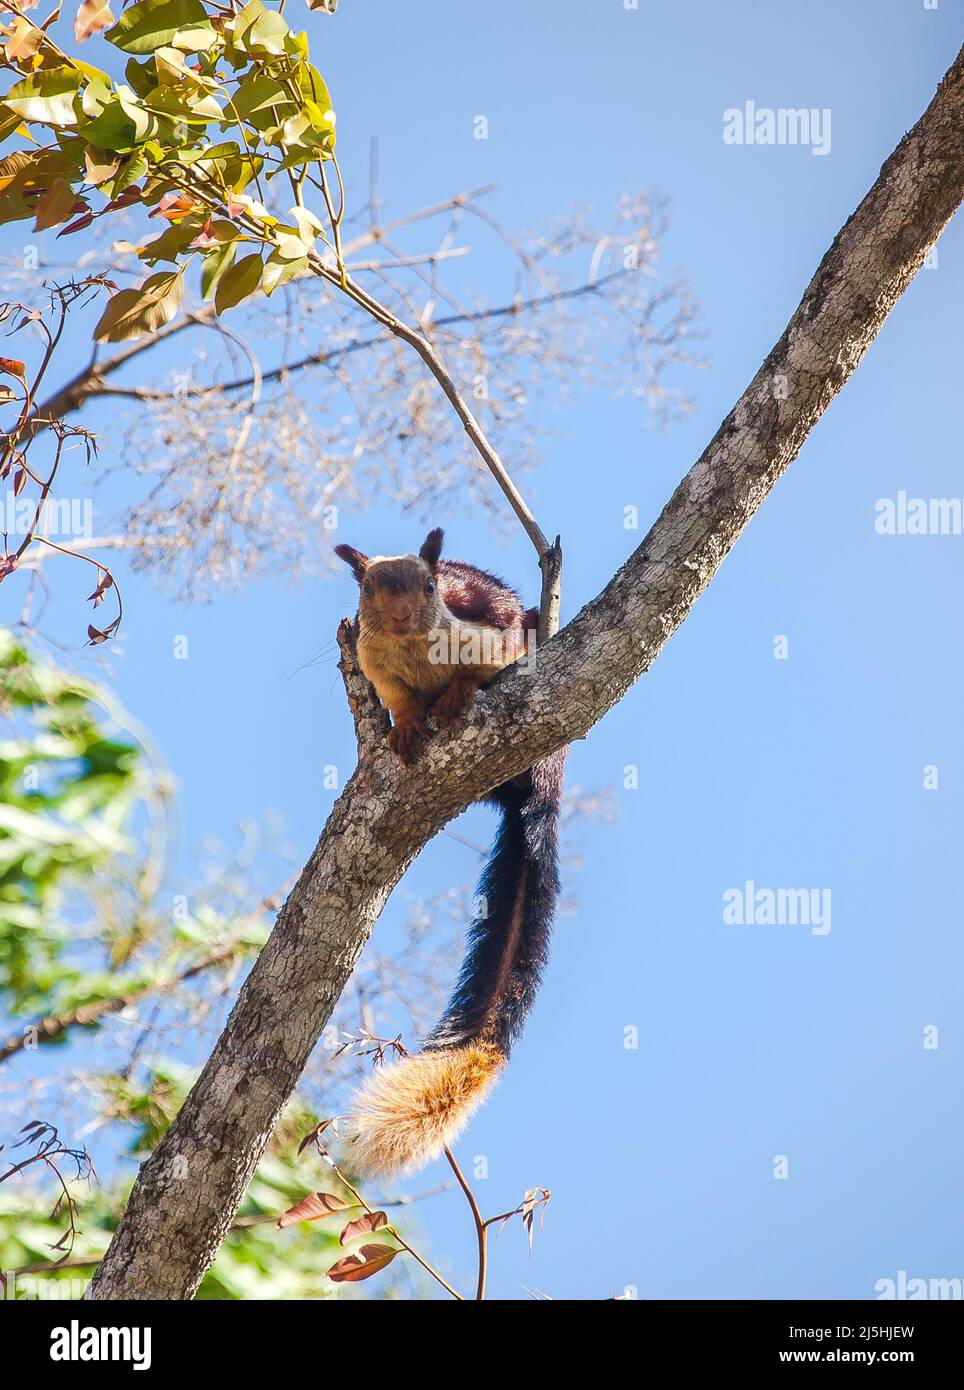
[[3, 0, 963, 1299]]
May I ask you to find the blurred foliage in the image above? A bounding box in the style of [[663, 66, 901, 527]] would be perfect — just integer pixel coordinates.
[[0, 628, 151, 1014], [0, 1062, 408, 1300], [0, 632, 364, 1297], [0, 629, 274, 1039]]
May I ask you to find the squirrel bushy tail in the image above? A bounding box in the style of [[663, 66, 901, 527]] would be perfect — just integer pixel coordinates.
[[348, 750, 566, 1176]]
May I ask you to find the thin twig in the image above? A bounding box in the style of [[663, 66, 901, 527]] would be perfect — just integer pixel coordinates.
[[444, 1145, 488, 1300]]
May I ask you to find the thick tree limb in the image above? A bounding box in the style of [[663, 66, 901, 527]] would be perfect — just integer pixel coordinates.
[[86, 48, 964, 1300]]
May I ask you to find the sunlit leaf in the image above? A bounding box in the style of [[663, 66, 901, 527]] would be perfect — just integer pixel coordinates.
[[106, 0, 211, 55], [200, 240, 236, 299], [1, 69, 83, 128], [261, 249, 307, 295], [84, 147, 120, 186], [275, 1191, 350, 1230], [327, 1244, 398, 1283], [339, 1211, 387, 1245], [75, 0, 115, 43], [5, 16, 43, 61], [214, 251, 262, 313], [93, 268, 185, 342]]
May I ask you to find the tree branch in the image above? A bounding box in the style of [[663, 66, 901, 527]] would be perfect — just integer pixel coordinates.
[[85, 47, 964, 1301], [0, 885, 289, 1066], [24, 186, 498, 433], [77, 273, 630, 409]]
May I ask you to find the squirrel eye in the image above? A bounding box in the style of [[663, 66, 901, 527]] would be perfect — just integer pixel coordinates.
[[425, 580, 435, 594], [362, 579, 372, 596]]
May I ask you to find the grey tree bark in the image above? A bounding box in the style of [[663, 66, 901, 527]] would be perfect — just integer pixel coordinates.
[[87, 47, 964, 1300]]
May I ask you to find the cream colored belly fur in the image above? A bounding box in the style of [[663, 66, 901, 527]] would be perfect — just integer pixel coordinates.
[[359, 619, 515, 710]]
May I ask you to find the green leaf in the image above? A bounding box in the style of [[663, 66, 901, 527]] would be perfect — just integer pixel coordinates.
[[136, 217, 201, 264], [93, 268, 185, 342], [107, 0, 212, 55], [1, 69, 83, 127], [79, 96, 148, 151], [232, 0, 266, 41], [81, 75, 112, 118], [0, 102, 25, 142], [177, 140, 239, 164], [261, 248, 307, 295], [201, 240, 237, 299], [246, 9, 289, 56], [288, 205, 323, 244], [111, 150, 149, 194], [229, 73, 294, 123], [124, 56, 159, 99], [117, 85, 158, 140], [298, 64, 334, 120], [142, 82, 224, 124], [169, 21, 218, 52], [214, 251, 263, 313]]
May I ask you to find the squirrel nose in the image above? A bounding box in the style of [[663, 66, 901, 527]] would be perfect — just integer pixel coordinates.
[[386, 597, 415, 623]]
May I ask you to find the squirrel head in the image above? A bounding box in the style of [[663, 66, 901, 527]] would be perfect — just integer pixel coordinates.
[[336, 528, 446, 639]]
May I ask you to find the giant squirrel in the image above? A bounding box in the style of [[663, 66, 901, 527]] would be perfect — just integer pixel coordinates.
[[336, 527, 565, 1175]]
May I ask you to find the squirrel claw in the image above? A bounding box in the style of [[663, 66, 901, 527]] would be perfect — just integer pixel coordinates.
[[429, 681, 476, 731], [389, 720, 425, 764]]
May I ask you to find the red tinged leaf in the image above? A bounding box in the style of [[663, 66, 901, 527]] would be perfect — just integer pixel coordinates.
[[276, 1191, 351, 1230], [0, 358, 26, 380], [87, 624, 109, 645], [0, 555, 17, 581], [57, 213, 94, 238], [13, 467, 27, 497], [327, 1244, 398, 1284], [104, 188, 142, 211], [339, 1211, 388, 1245], [33, 181, 83, 233], [74, 0, 114, 42], [87, 572, 113, 606], [150, 192, 199, 223], [297, 1119, 333, 1155], [190, 217, 217, 249]]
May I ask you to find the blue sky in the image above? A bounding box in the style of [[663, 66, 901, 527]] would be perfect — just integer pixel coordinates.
[[3, 0, 963, 1299]]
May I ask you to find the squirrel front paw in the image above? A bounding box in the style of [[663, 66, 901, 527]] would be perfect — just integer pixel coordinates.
[[429, 677, 479, 731], [388, 716, 426, 765]]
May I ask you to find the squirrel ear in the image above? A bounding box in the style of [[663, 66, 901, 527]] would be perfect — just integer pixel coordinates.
[[419, 527, 443, 571], [334, 544, 369, 583]]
